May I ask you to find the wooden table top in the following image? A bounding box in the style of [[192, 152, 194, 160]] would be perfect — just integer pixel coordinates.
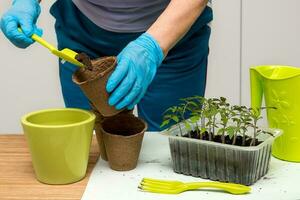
[[0, 135, 99, 200]]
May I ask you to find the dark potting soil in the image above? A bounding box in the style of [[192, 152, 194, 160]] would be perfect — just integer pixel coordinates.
[[102, 114, 146, 137], [75, 53, 116, 81], [75, 52, 93, 70], [183, 131, 261, 147]]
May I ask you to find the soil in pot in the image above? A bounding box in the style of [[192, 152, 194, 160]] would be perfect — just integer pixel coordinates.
[[101, 114, 147, 171], [72, 53, 125, 117], [183, 131, 261, 147]]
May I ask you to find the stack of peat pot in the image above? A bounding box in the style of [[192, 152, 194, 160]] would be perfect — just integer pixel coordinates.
[[72, 54, 147, 171]]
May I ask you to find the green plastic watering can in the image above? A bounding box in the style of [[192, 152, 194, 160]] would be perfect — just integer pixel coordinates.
[[250, 65, 300, 162]]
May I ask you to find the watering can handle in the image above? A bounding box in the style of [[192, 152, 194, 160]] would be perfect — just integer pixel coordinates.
[[250, 68, 263, 113]]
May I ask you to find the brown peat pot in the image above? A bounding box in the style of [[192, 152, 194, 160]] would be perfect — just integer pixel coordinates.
[[101, 114, 147, 171], [72, 56, 124, 117]]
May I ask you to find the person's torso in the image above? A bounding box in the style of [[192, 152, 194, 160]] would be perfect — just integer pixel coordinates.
[[72, 0, 171, 33]]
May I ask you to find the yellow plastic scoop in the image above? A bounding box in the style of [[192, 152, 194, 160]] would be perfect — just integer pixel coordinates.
[[18, 28, 84, 67]]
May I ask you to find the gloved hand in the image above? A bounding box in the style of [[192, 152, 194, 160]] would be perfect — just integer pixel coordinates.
[[106, 32, 164, 110], [1, 0, 42, 48]]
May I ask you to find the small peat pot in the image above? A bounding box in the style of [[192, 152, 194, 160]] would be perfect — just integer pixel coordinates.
[[101, 114, 147, 171], [72, 56, 124, 117], [21, 108, 95, 184], [162, 124, 282, 185]]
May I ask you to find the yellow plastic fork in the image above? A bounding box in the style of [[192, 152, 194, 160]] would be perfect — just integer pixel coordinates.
[[18, 28, 84, 67], [139, 178, 251, 195]]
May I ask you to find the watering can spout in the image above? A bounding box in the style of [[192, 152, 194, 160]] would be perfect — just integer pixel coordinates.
[[250, 67, 263, 112]]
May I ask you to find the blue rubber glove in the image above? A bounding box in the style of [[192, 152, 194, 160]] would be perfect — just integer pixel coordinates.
[[1, 0, 42, 48], [106, 33, 164, 110]]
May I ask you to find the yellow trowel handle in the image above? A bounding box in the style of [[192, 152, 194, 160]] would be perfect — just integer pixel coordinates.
[[17, 28, 84, 68], [17, 28, 55, 52], [31, 34, 56, 52], [31, 33, 84, 67]]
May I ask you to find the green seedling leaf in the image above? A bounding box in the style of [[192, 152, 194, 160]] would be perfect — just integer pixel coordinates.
[[217, 128, 224, 134], [190, 116, 199, 123], [163, 114, 172, 118], [184, 121, 192, 131], [220, 97, 227, 102], [212, 98, 220, 102], [226, 126, 236, 139], [160, 119, 170, 128], [201, 127, 207, 133], [262, 130, 275, 137], [187, 101, 198, 107], [171, 115, 179, 123]]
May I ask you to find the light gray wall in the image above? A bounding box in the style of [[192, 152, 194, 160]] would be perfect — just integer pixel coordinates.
[[241, 0, 300, 106], [206, 0, 241, 105], [0, 1, 64, 134]]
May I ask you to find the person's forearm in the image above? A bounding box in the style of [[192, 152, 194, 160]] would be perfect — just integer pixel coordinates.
[[147, 0, 208, 56]]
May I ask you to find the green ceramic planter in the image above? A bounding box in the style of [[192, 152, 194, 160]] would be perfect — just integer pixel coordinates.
[[21, 108, 95, 184]]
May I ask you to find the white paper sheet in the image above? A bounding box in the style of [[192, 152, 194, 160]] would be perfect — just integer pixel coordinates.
[[82, 133, 300, 200]]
